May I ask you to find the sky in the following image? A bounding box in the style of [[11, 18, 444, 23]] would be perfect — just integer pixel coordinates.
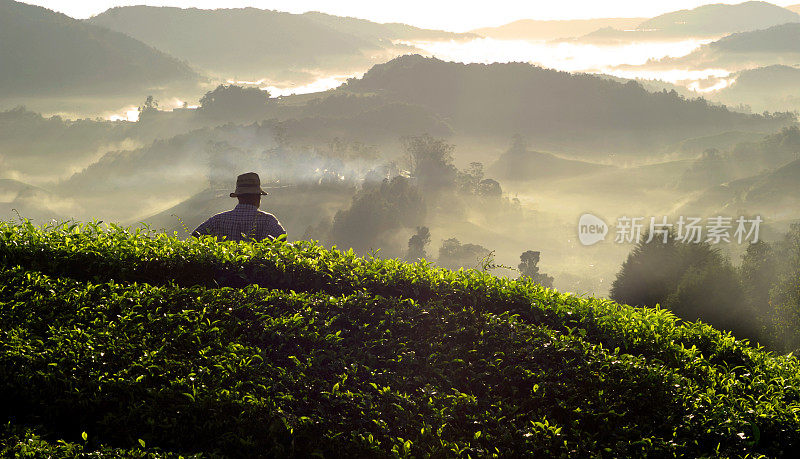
[[22, 0, 800, 31]]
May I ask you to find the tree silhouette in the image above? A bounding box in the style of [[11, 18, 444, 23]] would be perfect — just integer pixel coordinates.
[[137, 95, 159, 121], [456, 162, 484, 194], [610, 233, 682, 308], [438, 238, 491, 270], [199, 84, 271, 119], [763, 223, 800, 351], [478, 179, 502, 198], [406, 226, 431, 261], [330, 177, 425, 254], [402, 134, 457, 192], [518, 250, 554, 288]]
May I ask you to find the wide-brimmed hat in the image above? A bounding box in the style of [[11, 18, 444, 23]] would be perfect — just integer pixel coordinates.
[[230, 172, 269, 197]]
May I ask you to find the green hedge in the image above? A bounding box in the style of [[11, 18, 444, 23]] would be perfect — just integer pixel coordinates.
[[1, 221, 799, 456]]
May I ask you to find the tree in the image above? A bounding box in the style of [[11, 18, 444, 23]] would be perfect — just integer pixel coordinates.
[[518, 250, 554, 288], [611, 232, 757, 340], [199, 84, 271, 119], [477, 179, 502, 198], [610, 232, 682, 308], [456, 162, 483, 194], [137, 95, 159, 122], [437, 238, 491, 270], [330, 177, 425, 254], [763, 224, 800, 352], [402, 134, 457, 192], [664, 262, 755, 340], [739, 240, 777, 319], [406, 226, 431, 262]]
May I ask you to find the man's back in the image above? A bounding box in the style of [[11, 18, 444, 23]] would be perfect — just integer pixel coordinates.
[[193, 203, 285, 241]]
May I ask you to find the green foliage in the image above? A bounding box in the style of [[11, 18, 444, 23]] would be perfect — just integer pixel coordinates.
[[1, 221, 800, 456], [610, 233, 758, 340], [750, 223, 800, 352]]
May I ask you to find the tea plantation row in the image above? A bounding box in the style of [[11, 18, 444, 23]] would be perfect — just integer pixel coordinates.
[[1, 221, 799, 457]]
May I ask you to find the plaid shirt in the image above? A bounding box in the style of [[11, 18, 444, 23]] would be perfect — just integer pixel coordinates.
[[192, 204, 286, 241]]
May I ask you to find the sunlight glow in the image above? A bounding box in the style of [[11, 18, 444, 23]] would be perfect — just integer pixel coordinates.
[[106, 106, 141, 122], [686, 77, 738, 93], [227, 73, 362, 97], [22, 0, 800, 33], [400, 37, 715, 73]]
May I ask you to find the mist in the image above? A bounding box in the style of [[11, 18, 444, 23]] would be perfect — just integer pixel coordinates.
[[2, 0, 800, 350]]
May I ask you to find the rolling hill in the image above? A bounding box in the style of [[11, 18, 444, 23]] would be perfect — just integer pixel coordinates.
[[676, 157, 800, 219], [54, 100, 451, 223], [473, 3, 800, 42], [790, 4, 800, 14], [0, 106, 136, 180], [300, 11, 477, 41], [578, 1, 800, 42], [341, 55, 794, 153], [1, 221, 800, 455], [471, 18, 645, 41], [710, 65, 800, 112], [0, 0, 198, 96], [675, 126, 800, 217], [0, 178, 35, 202], [0, 179, 76, 223], [87, 6, 473, 79], [699, 22, 800, 53], [488, 148, 613, 181], [636, 23, 800, 70], [637, 1, 800, 36]]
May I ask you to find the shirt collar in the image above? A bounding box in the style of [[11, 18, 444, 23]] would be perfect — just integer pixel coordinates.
[[234, 203, 259, 211]]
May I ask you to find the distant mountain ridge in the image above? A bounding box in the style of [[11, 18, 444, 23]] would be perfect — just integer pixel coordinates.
[[300, 11, 478, 41], [0, 0, 198, 96], [474, 2, 800, 43], [637, 1, 800, 35], [488, 148, 613, 181], [707, 22, 800, 52], [342, 55, 793, 153], [471, 18, 645, 40], [577, 1, 800, 42], [675, 126, 800, 218], [677, 157, 800, 219], [634, 23, 800, 70], [710, 65, 800, 112], [87, 6, 475, 79]]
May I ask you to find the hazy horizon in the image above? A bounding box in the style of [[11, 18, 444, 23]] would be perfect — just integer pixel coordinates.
[[22, 0, 800, 31]]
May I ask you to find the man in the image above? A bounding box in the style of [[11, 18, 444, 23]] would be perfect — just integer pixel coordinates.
[[193, 172, 286, 241]]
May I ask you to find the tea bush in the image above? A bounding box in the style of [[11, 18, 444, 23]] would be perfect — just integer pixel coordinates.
[[1, 221, 799, 456]]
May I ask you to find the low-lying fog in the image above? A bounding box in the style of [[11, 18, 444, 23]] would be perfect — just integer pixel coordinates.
[[2, 32, 797, 303], [90, 35, 732, 123]]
